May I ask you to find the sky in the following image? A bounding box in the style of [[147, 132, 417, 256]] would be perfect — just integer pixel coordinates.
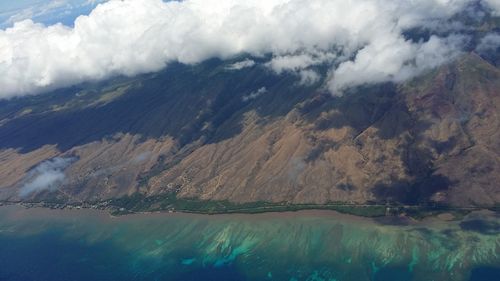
[[0, 0, 106, 28], [0, 0, 44, 12], [0, 0, 499, 99]]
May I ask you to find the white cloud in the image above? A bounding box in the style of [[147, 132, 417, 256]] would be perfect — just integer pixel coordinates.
[[19, 157, 75, 197], [0, 0, 491, 98], [329, 35, 466, 94], [298, 70, 321, 86], [243, 87, 267, 102], [226, 59, 255, 70], [265, 51, 334, 86], [266, 51, 336, 74]]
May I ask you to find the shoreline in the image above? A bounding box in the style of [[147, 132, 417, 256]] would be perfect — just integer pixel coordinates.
[[0, 202, 460, 228], [1, 203, 499, 281], [0, 202, 382, 226], [0, 199, 494, 221]]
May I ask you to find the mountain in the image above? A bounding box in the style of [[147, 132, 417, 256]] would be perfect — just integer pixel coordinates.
[[0, 51, 498, 211]]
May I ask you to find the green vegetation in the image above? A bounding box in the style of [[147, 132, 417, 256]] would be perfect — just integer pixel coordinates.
[[1, 191, 487, 219], [105, 192, 490, 219], [398, 206, 472, 220], [0, 194, 489, 220], [108, 193, 389, 217]]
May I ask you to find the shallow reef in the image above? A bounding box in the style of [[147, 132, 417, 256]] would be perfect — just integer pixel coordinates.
[[0, 206, 498, 281]]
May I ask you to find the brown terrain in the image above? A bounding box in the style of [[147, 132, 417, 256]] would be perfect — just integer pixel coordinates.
[[0, 53, 498, 208]]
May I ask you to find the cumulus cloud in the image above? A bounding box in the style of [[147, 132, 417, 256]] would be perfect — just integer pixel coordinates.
[[19, 157, 74, 197], [0, 0, 495, 98]]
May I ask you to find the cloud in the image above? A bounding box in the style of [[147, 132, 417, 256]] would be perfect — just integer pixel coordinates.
[[243, 87, 267, 102], [3, 0, 72, 26], [0, 0, 494, 98], [483, 0, 500, 15], [266, 51, 335, 86], [19, 157, 74, 197], [84, 0, 106, 5], [132, 151, 152, 164], [266, 52, 336, 74], [329, 35, 467, 94], [298, 70, 321, 86], [476, 32, 500, 54], [226, 59, 256, 70]]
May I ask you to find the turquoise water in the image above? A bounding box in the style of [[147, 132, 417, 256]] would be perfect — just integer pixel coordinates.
[[0, 206, 498, 281]]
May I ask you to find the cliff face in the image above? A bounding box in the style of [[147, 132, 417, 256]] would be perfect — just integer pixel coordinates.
[[0, 54, 499, 207]]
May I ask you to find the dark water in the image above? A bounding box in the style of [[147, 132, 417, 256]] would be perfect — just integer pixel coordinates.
[[0, 206, 498, 281], [0, 231, 246, 281]]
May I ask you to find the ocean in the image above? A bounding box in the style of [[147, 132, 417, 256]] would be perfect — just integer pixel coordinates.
[[0, 206, 498, 281]]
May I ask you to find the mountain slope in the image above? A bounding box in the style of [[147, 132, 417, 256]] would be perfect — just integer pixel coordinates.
[[0, 54, 498, 208], [147, 54, 500, 207]]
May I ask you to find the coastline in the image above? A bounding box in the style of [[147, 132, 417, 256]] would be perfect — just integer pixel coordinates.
[[1, 201, 499, 281], [0, 199, 493, 222], [0, 202, 486, 231]]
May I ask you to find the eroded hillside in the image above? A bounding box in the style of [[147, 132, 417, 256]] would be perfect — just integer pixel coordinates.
[[0, 53, 498, 208]]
